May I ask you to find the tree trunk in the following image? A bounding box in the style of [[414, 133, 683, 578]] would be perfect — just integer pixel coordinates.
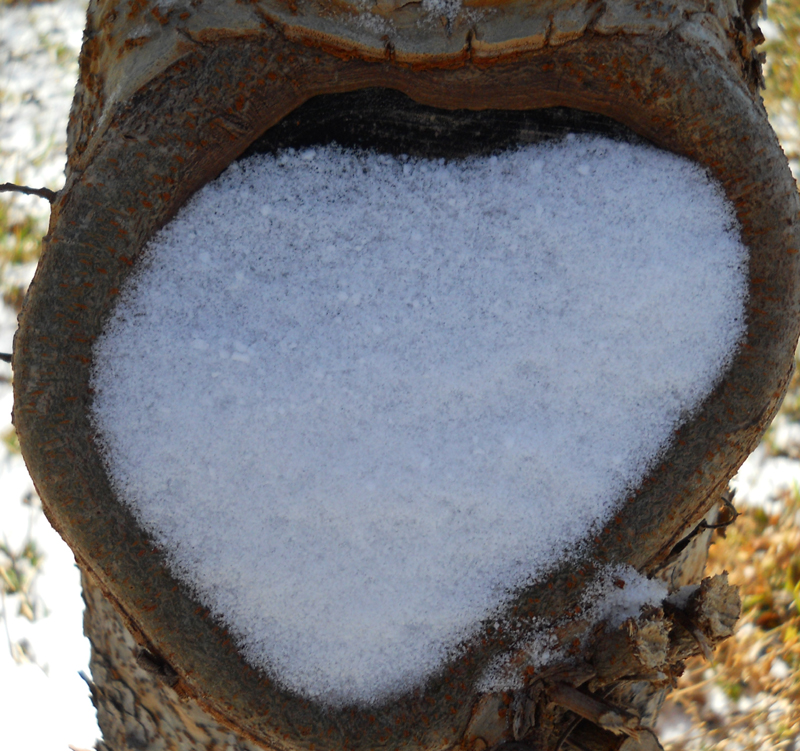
[[82, 504, 735, 751], [82, 568, 264, 751], [12, 1, 800, 750]]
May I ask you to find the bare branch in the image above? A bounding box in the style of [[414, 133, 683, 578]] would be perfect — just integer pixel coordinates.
[[549, 683, 641, 737], [0, 183, 57, 203]]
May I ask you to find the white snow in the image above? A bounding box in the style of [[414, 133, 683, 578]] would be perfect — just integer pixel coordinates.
[[421, 0, 463, 21], [477, 564, 669, 693], [666, 583, 702, 611], [581, 564, 669, 629], [1, 2, 100, 749], [0, 0, 84, 222], [90, 138, 748, 705], [731, 442, 800, 514], [0, 392, 98, 751], [769, 658, 790, 681], [0, 491, 96, 751]]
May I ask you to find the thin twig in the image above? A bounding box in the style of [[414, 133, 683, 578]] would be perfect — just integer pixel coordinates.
[[0, 353, 11, 364], [548, 683, 640, 737], [0, 182, 57, 202], [554, 714, 582, 751]]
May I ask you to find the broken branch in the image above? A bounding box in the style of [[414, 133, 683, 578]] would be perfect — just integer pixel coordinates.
[[549, 683, 641, 737], [0, 183, 57, 202]]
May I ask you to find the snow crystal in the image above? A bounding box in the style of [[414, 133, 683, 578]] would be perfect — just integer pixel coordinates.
[[666, 583, 701, 610], [90, 136, 748, 706], [476, 564, 669, 693], [580, 564, 669, 629], [421, 0, 463, 21]]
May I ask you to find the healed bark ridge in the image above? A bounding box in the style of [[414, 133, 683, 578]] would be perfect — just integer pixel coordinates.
[[12, 1, 800, 750]]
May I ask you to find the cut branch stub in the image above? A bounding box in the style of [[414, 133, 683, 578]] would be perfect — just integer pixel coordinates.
[[12, 1, 799, 750], [590, 609, 670, 686], [489, 574, 739, 751]]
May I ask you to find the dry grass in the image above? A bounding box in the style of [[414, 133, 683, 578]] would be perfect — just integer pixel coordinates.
[[660, 468, 800, 747], [659, 7, 800, 744], [659, 7, 800, 745]]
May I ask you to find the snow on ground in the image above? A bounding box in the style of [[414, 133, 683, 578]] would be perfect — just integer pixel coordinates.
[[733, 439, 800, 514], [1, 1, 99, 749], [0, 0, 84, 221]]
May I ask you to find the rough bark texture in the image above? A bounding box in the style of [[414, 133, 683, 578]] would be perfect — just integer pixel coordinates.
[[83, 569, 265, 751], [83, 506, 732, 751], [66, 0, 767, 175], [12, 0, 799, 750]]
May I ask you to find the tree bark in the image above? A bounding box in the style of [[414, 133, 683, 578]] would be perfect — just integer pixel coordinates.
[[82, 568, 265, 751], [82, 503, 734, 751], [12, 1, 799, 749]]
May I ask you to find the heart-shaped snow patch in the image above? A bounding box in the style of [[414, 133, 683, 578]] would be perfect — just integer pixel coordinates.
[[90, 135, 747, 706]]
